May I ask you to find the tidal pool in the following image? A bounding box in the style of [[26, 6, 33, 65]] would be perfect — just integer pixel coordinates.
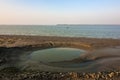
[[9, 47, 120, 72], [29, 48, 86, 63]]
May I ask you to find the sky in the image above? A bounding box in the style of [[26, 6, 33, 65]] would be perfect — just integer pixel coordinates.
[[0, 0, 120, 25]]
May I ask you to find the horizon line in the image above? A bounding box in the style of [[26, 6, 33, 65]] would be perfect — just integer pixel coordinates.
[[0, 24, 120, 26]]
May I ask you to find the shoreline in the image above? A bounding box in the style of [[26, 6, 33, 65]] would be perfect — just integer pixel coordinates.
[[0, 35, 120, 79], [0, 35, 120, 49]]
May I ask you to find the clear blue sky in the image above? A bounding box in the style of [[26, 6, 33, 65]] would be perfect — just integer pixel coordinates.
[[0, 0, 120, 25]]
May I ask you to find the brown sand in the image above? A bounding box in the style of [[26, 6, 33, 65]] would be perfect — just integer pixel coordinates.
[[0, 35, 120, 79], [0, 35, 120, 70], [0, 35, 120, 50]]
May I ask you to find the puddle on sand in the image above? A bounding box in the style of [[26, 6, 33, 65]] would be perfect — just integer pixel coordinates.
[[28, 48, 86, 63], [13, 47, 120, 72]]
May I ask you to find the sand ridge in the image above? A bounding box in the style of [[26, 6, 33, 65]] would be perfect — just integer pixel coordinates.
[[0, 35, 120, 50]]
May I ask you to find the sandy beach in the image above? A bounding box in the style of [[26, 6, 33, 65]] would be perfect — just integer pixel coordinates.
[[0, 35, 120, 80], [0, 35, 120, 49]]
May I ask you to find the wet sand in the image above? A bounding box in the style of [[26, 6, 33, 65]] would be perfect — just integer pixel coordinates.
[[0, 35, 120, 80], [0, 35, 120, 49]]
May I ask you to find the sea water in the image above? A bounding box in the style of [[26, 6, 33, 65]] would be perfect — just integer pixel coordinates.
[[0, 25, 120, 39]]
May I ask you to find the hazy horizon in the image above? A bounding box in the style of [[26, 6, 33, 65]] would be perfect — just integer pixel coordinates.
[[0, 0, 120, 25], [0, 24, 120, 26]]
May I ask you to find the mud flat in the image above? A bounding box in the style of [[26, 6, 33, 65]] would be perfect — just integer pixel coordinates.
[[0, 35, 120, 80]]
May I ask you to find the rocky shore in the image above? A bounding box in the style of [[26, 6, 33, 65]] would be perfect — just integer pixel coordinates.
[[0, 35, 120, 80], [0, 67, 120, 80]]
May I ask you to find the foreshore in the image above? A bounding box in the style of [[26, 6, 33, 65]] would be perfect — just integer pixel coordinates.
[[0, 35, 120, 49], [0, 35, 120, 80]]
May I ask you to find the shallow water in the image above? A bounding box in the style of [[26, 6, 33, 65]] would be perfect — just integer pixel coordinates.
[[28, 48, 85, 63], [0, 47, 120, 72], [19, 47, 120, 72]]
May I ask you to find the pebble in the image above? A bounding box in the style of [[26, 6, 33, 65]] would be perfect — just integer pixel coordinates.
[[108, 72, 114, 78], [0, 70, 119, 80]]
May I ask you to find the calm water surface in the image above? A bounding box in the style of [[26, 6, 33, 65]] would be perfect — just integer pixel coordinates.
[[0, 25, 120, 39], [29, 48, 85, 63]]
